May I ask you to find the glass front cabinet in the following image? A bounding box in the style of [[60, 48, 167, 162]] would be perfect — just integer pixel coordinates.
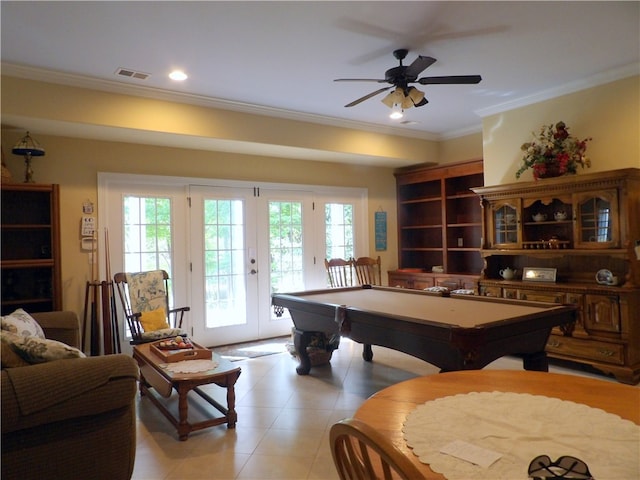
[[574, 189, 619, 249], [472, 168, 640, 384], [489, 200, 521, 248]]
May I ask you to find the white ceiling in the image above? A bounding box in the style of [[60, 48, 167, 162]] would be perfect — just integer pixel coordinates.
[[1, 1, 639, 144]]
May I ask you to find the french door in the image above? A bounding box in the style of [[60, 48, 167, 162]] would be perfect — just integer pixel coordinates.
[[189, 185, 316, 346]]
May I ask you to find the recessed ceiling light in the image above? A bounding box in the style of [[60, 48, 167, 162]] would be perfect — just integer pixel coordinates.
[[169, 70, 188, 81]]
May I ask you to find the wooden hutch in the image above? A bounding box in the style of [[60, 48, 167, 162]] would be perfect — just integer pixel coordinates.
[[472, 168, 640, 384]]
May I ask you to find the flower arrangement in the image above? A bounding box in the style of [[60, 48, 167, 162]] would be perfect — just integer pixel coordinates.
[[516, 121, 592, 180]]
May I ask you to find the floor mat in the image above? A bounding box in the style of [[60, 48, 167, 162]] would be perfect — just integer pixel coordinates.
[[211, 336, 290, 361]]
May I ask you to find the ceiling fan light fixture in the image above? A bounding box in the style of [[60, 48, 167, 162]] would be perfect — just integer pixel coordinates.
[[401, 94, 414, 110], [407, 87, 425, 105], [389, 104, 404, 120], [381, 87, 405, 108]]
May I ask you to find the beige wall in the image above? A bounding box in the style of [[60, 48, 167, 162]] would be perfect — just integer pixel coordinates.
[[2, 74, 638, 316], [482, 75, 639, 186], [1, 134, 401, 315], [438, 131, 483, 164]]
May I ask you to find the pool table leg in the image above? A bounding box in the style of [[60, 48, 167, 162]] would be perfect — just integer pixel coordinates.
[[362, 344, 373, 361], [523, 351, 549, 372], [293, 329, 313, 375]]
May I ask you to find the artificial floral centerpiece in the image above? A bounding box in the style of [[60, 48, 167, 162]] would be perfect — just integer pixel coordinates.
[[516, 121, 592, 180]]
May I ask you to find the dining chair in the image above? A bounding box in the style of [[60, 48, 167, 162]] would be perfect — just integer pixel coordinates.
[[330, 418, 425, 480], [353, 256, 382, 286], [113, 270, 189, 344], [325, 258, 355, 288]]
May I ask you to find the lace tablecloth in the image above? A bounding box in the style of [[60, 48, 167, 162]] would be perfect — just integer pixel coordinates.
[[159, 359, 218, 373], [403, 391, 639, 479]]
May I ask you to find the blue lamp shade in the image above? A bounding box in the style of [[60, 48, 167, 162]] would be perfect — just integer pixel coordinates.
[[12, 131, 45, 157]]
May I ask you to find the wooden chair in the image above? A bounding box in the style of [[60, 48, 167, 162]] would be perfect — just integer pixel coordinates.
[[353, 256, 382, 286], [330, 418, 425, 480], [113, 270, 189, 344], [325, 258, 355, 288]]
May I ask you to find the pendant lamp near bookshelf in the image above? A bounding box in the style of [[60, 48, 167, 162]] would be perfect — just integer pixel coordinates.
[[12, 131, 45, 183]]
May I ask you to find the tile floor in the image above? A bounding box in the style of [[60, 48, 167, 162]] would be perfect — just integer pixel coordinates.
[[132, 338, 619, 480]]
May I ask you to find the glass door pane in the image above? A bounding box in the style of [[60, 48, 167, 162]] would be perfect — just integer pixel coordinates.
[[257, 190, 315, 338], [203, 198, 247, 328], [190, 186, 258, 346], [269, 200, 304, 296], [494, 204, 518, 245]]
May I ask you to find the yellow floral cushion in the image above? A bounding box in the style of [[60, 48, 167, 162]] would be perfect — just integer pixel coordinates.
[[139, 308, 170, 332]]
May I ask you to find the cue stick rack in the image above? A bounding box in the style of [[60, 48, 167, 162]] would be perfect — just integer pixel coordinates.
[[82, 229, 121, 355]]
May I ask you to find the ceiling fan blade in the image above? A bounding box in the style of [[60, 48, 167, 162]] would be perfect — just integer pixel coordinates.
[[404, 55, 436, 79], [344, 87, 393, 107], [334, 78, 387, 83], [417, 75, 482, 85]]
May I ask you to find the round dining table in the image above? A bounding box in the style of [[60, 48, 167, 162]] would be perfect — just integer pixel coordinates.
[[353, 370, 640, 479]]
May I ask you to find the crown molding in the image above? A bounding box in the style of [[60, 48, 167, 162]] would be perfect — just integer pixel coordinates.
[[475, 62, 639, 118], [1, 62, 440, 142]]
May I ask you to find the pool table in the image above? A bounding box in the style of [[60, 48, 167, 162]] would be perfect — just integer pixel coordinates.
[[271, 286, 576, 375]]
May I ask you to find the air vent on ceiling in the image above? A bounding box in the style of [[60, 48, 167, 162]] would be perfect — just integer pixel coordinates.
[[115, 67, 150, 80]]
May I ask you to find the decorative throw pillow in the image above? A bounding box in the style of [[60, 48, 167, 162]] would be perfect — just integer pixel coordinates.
[[1, 308, 45, 338], [0, 330, 30, 368], [10, 335, 86, 364], [139, 308, 170, 332], [140, 327, 186, 342]]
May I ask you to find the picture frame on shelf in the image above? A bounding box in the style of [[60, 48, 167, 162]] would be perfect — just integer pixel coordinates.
[[522, 267, 557, 283]]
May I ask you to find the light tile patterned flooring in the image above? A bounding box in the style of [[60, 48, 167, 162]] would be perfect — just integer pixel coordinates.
[[132, 338, 619, 480]]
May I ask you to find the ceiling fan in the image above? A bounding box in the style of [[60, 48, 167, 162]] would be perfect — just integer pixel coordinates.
[[334, 49, 482, 111]]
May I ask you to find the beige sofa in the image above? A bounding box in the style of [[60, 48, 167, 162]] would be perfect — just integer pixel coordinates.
[[2, 311, 140, 480]]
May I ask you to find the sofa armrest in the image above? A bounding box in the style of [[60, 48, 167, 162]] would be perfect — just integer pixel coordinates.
[[2, 354, 139, 434], [31, 311, 81, 349]]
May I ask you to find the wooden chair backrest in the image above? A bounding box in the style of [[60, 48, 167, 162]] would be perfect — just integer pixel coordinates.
[[353, 256, 382, 286], [330, 418, 425, 480], [325, 258, 355, 288], [113, 270, 189, 344]]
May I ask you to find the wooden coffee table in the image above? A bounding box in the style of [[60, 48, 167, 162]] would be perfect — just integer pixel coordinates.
[[132, 342, 241, 440]]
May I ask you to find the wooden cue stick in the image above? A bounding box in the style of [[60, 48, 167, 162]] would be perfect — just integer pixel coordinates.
[[90, 231, 100, 355], [101, 280, 112, 354], [90, 281, 99, 356], [104, 228, 121, 353]]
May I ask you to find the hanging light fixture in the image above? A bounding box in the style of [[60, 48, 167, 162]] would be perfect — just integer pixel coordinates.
[[405, 87, 427, 107], [381, 86, 427, 118], [389, 104, 404, 119], [381, 87, 405, 108], [12, 131, 45, 183]]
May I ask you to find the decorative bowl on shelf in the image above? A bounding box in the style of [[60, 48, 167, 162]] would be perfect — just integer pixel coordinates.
[[532, 213, 547, 222], [596, 269, 618, 286], [554, 211, 568, 221]]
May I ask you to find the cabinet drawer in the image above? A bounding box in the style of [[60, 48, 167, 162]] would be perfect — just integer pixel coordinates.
[[435, 277, 461, 290], [518, 290, 564, 304], [388, 274, 433, 290], [480, 286, 501, 297], [546, 335, 624, 365], [503, 288, 518, 299], [409, 280, 434, 290]]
